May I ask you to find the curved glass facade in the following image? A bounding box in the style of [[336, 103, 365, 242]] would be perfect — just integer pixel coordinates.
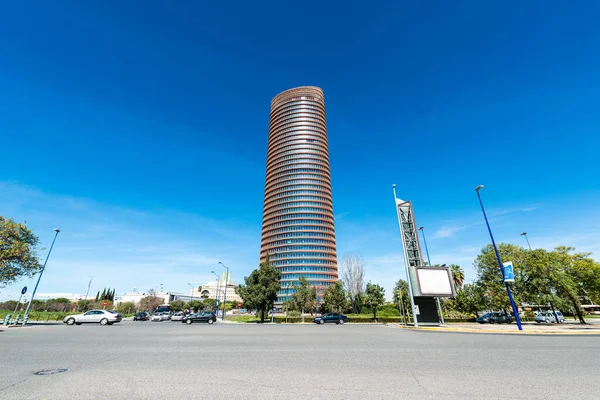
[[260, 86, 337, 303]]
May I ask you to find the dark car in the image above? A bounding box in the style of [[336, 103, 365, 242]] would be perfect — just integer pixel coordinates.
[[312, 313, 348, 325], [476, 312, 513, 324], [133, 312, 149, 321], [182, 311, 216, 325]]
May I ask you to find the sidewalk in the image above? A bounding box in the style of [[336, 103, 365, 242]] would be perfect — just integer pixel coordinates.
[[396, 320, 600, 335]]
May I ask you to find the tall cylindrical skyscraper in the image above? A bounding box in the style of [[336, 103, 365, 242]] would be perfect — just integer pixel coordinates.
[[260, 86, 337, 304]]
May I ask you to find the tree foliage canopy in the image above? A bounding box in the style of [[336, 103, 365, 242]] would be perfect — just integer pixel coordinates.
[[322, 281, 348, 313], [364, 283, 385, 319], [0, 217, 42, 287], [235, 257, 281, 322]]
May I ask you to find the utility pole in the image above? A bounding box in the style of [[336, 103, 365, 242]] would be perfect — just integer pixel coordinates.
[[81, 276, 93, 311]]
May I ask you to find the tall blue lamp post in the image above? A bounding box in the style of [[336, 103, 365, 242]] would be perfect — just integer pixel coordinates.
[[218, 262, 229, 321], [23, 228, 60, 326], [475, 185, 523, 331]]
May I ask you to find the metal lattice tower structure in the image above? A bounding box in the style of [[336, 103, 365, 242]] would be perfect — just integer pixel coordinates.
[[395, 199, 424, 268]]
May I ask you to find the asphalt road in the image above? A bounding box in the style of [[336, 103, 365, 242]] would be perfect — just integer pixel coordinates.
[[1, 321, 598, 400]]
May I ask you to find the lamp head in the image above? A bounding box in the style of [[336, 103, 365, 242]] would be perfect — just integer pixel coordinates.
[[418, 227, 424, 231], [475, 185, 484, 192], [521, 232, 527, 236], [392, 184, 396, 188], [54, 228, 60, 233]]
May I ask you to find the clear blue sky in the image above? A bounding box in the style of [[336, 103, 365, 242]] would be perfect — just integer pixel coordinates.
[[1, 1, 599, 300]]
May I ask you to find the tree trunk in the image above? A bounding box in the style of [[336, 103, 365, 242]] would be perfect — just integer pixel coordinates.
[[568, 294, 586, 324]]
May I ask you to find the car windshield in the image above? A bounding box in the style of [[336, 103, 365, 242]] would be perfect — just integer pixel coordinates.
[[482, 313, 493, 318]]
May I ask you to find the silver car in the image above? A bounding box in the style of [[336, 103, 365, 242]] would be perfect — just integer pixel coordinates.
[[535, 311, 565, 323], [171, 312, 184, 321], [63, 310, 122, 326]]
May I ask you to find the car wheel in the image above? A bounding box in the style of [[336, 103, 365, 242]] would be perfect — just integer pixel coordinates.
[[100, 318, 109, 326], [208, 319, 214, 325], [66, 318, 76, 326], [186, 319, 192, 325], [489, 319, 495, 324], [339, 319, 345, 325], [319, 319, 325, 324]]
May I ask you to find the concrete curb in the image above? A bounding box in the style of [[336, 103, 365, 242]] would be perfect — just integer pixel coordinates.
[[396, 325, 600, 335]]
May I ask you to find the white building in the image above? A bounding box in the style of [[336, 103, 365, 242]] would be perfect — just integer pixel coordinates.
[[115, 291, 193, 305], [190, 281, 242, 304], [35, 293, 85, 302]]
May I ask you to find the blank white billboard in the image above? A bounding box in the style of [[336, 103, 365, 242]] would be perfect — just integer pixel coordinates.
[[416, 268, 454, 296]]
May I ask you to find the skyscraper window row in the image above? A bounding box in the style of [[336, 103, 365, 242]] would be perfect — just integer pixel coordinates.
[[266, 238, 335, 246], [267, 154, 330, 170], [264, 219, 331, 229], [266, 148, 328, 164], [261, 228, 334, 238], [269, 110, 326, 128]]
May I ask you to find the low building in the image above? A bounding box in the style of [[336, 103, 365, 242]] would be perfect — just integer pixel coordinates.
[[35, 293, 85, 302], [190, 281, 242, 304], [115, 291, 192, 305]]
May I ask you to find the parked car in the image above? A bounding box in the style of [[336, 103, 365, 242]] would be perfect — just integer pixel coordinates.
[[476, 312, 513, 324], [133, 312, 149, 321], [312, 313, 348, 325], [535, 311, 565, 324], [151, 313, 164, 322], [182, 311, 216, 325], [63, 310, 122, 326], [171, 312, 184, 321]]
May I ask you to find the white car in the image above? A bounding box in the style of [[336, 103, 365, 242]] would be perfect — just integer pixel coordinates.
[[151, 313, 163, 322], [171, 312, 184, 321], [63, 310, 122, 326], [151, 312, 170, 321]]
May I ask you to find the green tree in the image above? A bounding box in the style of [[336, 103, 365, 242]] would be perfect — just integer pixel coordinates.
[[550, 246, 598, 324], [450, 265, 465, 291], [474, 243, 526, 312], [0, 217, 42, 287], [169, 300, 185, 311], [139, 295, 164, 312], [116, 301, 135, 314], [95, 291, 99, 302], [292, 276, 317, 320], [392, 279, 412, 320], [187, 300, 204, 312], [364, 283, 385, 319], [202, 298, 217, 311], [235, 257, 282, 322], [322, 281, 348, 313], [453, 283, 486, 317]]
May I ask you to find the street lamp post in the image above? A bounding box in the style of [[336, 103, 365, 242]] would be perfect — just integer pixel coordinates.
[[219, 262, 229, 321], [475, 185, 523, 331], [211, 271, 220, 316], [418, 226, 445, 325], [23, 228, 60, 326], [520, 232, 532, 250], [188, 283, 195, 313]]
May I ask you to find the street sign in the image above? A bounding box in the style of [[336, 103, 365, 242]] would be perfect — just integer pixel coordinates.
[[102, 301, 108, 307], [21, 286, 27, 295], [237, 303, 242, 308], [503, 261, 515, 282]]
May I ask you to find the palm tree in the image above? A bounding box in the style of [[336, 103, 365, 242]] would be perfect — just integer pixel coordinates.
[[450, 265, 465, 291]]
